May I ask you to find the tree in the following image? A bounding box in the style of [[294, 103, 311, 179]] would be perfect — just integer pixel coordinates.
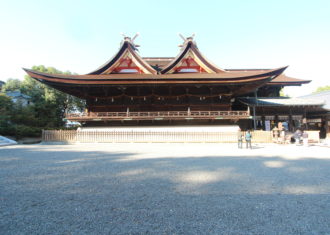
[[0, 94, 15, 136], [0, 94, 13, 123], [22, 65, 85, 127], [0, 65, 85, 138], [1, 78, 22, 92], [279, 88, 289, 97], [313, 85, 330, 94]]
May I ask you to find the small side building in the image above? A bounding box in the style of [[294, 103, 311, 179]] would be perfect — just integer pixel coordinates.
[[300, 91, 330, 135], [238, 97, 325, 131], [5, 91, 32, 106]]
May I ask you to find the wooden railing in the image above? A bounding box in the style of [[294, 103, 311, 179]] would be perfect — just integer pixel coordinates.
[[66, 110, 250, 121], [42, 130, 273, 143]]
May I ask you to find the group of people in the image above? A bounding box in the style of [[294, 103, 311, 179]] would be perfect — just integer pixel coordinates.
[[237, 129, 252, 149], [293, 129, 309, 146], [238, 128, 311, 149]]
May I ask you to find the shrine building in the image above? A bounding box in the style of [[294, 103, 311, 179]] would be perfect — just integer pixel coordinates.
[[24, 34, 324, 131]]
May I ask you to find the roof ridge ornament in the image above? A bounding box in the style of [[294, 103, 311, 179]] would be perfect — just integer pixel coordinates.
[[120, 32, 140, 50], [178, 33, 196, 47]]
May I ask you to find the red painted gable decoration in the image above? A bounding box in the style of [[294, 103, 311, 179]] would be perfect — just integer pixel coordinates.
[[111, 57, 142, 74], [174, 56, 206, 73]]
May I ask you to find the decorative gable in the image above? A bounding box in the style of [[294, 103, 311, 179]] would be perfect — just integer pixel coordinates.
[[161, 35, 225, 74], [170, 51, 210, 73], [88, 35, 157, 75], [103, 51, 146, 74]]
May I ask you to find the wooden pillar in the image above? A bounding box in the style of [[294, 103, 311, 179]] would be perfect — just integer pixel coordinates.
[[289, 108, 293, 131], [252, 105, 256, 130], [185, 87, 189, 110], [303, 107, 307, 130], [262, 115, 266, 130], [137, 87, 140, 106], [274, 114, 279, 129], [253, 90, 258, 130], [209, 87, 212, 110]]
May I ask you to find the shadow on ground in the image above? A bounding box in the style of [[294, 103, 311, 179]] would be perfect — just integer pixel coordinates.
[[0, 144, 330, 234]]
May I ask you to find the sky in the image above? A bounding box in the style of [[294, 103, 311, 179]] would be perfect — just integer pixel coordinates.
[[0, 0, 329, 96]]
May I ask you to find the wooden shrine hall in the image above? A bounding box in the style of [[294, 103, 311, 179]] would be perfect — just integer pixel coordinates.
[[24, 34, 313, 129]]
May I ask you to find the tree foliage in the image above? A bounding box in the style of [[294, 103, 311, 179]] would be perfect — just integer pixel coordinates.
[[0, 65, 85, 138], [21, 65, 85, 127], [1, 78, 22, 92], [313, 85, 330, 94]]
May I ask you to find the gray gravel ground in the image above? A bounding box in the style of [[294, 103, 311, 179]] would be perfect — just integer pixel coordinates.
[[1, 143, 330, 235]]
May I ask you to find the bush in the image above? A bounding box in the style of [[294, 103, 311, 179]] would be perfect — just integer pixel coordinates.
[[0, 123, 16, 136], [16, 125, 42, 138], [0, 124, 42, 139]]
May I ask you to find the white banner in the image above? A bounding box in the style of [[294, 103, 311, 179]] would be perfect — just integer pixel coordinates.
[[265, 120, 271, 131]]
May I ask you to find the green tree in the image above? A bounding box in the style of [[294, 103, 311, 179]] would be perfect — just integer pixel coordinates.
[[0, 65, 85, 138], [0, 94, 15, 136], [1, 78, 22, 92], [313, 85, 330, 94], [279, 88, 289, 97], [0, 93, 13, 111], [22, 65, 85, 127]]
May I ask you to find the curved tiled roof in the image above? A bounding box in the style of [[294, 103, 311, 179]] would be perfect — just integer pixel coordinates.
[[23, 66, 287, 84], [143, 61, 309, 86]]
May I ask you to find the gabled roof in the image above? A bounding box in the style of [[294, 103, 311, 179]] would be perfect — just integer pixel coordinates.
[[160, 38, 225, 74], [88, 38, 157, 75]]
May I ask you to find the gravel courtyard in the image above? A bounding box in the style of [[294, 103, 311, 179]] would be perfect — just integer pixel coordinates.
[[1, 143, 330, 235]]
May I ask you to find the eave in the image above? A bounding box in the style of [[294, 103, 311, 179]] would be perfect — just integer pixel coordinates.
[[226, 69, 311, 86], [23, 66, 287, 85], [266, 81, 311, 86]]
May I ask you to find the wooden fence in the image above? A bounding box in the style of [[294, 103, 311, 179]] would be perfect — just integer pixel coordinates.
[[42, 130, 273, 143]]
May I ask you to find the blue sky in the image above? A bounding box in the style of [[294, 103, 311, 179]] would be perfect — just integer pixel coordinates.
[[1, 0, 329, 96]]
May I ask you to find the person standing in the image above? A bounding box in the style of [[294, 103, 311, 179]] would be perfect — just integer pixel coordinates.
[[302, 130, 309, 146], [294, 129, 302, 145], [237, 128, 243, 149], [280, 129, 286, 144], [245, 130, 252, 149]]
